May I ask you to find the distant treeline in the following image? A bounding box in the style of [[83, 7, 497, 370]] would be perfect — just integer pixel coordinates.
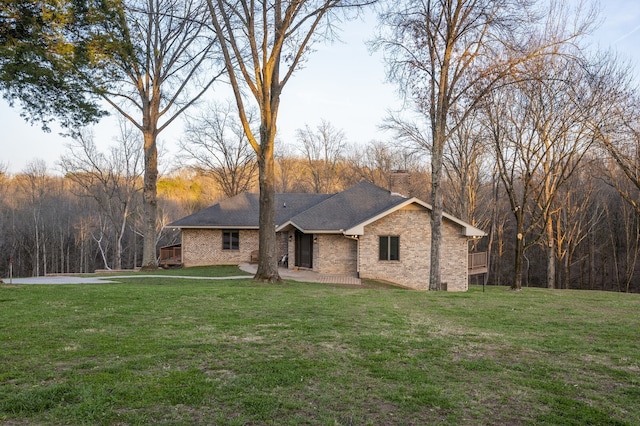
[[1, 136, 638, 292]]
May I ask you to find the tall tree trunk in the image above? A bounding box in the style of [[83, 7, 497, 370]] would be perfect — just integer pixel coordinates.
[[254, 126, 281, 282], [114, 203, 128, 271], [60, 231, 64, 273], [34, 212, 40, 277], [564, 248, 571, 290], [485, 172, 499, 286], [429, 116, 447, 291], [114, 237, 123, 271], [429, 164, 444, 290], [141, 130, 158, 270], [546, 217, 555, 289], [512, 215, 525, 291], [589, 220, 596, 290], [559, 209, 567, 289], [42, 227, 47, 276]]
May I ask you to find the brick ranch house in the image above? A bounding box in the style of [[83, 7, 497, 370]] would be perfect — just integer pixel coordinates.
[[166, 180, 486, 291]]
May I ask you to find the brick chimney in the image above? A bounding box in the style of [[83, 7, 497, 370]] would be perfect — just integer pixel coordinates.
[[390, 170, 411, 197]]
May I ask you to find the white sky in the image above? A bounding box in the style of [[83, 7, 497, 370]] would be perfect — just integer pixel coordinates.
[[1, 1, 639, 174]]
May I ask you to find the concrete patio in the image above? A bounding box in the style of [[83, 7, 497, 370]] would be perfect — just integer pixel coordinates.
[[238, 263, 361, 285]]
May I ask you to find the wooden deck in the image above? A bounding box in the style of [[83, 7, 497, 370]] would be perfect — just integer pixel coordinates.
[[468, 252, 488, 275], [159, 244, 182, 268]]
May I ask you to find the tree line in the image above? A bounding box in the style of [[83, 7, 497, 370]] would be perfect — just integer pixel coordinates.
[[1, 107, 639, 293], [1, 0, 639, 290]]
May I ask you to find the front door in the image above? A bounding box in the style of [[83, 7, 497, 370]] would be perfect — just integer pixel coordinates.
[[295, 231, 313, 268]]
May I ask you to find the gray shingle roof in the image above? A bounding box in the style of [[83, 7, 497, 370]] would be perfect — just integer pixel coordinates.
[[169, 181, 407, 230], [168, 192, 332, 228], [168, 180, 486, 237]]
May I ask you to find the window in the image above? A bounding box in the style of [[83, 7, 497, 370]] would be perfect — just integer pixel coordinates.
[[379, 236, 399, 261], [222, 230, 239, 250]]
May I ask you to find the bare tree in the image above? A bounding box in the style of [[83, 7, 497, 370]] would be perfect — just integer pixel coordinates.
[[602, 189, 640, 293], [486, 86, 544, 290], [601, 119, 640, 213], [588, 54, 640, 211], [485, 170, 512, 287], [346, 140, 398, 188], [552, 165, 603, 289], [80, 0, 223, 269], [275, 143, 301, 193], [0, 162, 7, 204], [374, 0, 596, 290], [15, 160, 50, 276], [345, 140, 426, 192], [0, 165, 13, 279], [60, 124, 143, 270], [180, 102, 258, 197], [529, 59, 598, 290], [442, 112, 492, 226], [205, 0, 372, 281], [487, 49, 600, 290], [296, 120, 347, 193]]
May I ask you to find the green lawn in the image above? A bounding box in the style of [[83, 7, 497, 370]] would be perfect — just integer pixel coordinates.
[[94, 264, 252, 277], [1, 269, 638, 425]]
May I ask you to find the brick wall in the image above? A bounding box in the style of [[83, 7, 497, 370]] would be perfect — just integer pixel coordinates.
[[359, 205, 469, 291], [359, 207, 430, 289], [315, 234, 358, 275], [182, 229, 259, 266], [440, 222, 469, 291]]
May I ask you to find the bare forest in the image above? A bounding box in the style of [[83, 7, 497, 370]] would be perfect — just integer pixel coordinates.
[[1, 121, 639, 292]]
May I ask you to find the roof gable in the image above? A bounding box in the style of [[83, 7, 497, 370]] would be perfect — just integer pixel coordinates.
[[343, 197, 486, 237]]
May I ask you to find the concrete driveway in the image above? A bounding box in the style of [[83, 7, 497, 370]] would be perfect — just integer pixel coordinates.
[[4, 276, 120, 284], [3, 274, 250, 285], [3, 266, 360, 285]]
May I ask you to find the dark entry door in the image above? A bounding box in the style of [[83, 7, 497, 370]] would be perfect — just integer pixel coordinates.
[[295, 231, 313, 268]]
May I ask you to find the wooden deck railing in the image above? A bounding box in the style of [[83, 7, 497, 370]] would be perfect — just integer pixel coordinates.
[[468, 252, 488, 275], [159, 245, 182, 267]]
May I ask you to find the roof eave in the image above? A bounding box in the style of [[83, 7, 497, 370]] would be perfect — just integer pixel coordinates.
[[463, 228, 488, 238], [440, 212, 487, 237], [276, 221, 345, 234], [166, 225, 260, 230]]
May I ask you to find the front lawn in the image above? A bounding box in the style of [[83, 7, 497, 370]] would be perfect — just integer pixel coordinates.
[[94, 264, 252, 277], [1, 273, 638, 425]]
